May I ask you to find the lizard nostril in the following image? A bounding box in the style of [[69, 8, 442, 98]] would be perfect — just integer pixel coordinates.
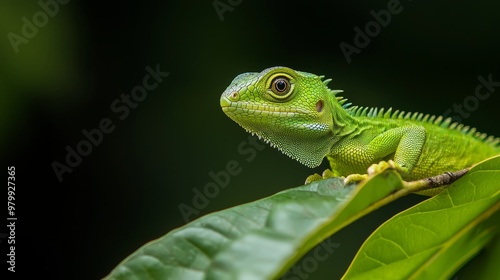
[[316, 100, 324, 112], [230, 91, 239, 100]]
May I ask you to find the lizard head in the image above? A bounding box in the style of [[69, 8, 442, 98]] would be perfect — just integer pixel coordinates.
[[220, 66, 341, 167]]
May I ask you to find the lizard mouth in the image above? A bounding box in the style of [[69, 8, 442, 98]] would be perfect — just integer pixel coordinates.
[[220, 97, 305, 116]]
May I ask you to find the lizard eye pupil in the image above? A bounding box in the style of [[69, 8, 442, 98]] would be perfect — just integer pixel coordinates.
[[276, 80, 287, 91], [271, 77, 290, 95]]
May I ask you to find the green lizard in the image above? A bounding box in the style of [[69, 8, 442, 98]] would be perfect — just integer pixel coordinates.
[[220, 66, 500, 195]]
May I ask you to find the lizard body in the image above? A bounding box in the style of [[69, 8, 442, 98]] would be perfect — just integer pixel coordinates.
[[220, 67, 500, 195]]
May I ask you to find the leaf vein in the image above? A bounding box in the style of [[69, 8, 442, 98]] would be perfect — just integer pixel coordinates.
[[379, 235, 409, 258]]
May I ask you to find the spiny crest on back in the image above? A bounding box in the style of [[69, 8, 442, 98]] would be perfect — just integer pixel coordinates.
[[327, 89, 500, 149]]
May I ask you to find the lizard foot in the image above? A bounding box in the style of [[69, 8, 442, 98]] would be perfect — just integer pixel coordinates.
[[367, 160, 406, 175], [343, 174, 368, 185], [344, 160, 408, 185], [305, 169, 340, 184]]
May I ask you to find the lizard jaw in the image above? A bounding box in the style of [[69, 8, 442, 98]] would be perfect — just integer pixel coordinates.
[[220, 97, 306, 117]]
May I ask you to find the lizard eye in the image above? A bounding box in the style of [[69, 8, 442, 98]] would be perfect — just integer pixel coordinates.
[[271, 77, 291, 95]]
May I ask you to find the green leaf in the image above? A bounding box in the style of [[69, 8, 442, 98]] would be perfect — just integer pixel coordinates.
[[106, 156, 499, 280], [342, 156, 500, 280], [106, 171, 404, 280]]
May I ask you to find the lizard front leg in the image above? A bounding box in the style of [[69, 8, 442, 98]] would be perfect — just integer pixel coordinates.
[[344, 126, 426, 184]]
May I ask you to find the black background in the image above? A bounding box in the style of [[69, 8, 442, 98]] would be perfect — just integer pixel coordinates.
[[2, 0, 499, 279]]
